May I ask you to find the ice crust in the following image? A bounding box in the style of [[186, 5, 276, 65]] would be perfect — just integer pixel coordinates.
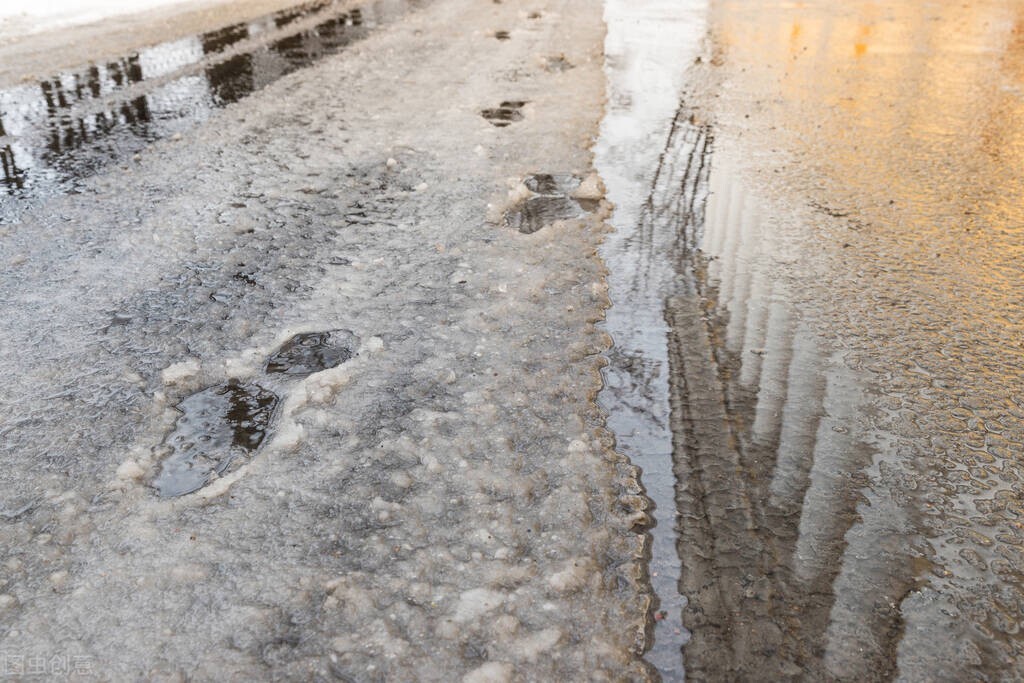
[[0, 0, 651, 679]]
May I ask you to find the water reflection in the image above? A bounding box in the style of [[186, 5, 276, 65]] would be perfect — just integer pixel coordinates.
[[595, 0, 709, 677], [0, 0, 413, 198], [659, 115, 943, 682], [670, 0, 1024, 678]]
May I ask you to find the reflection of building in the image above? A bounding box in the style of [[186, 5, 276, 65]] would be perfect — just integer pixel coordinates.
[[0, 0, 374, 195], [686, 3, 1024, 679], [0, 113, 25, 190], [38, 57, 151, 156]]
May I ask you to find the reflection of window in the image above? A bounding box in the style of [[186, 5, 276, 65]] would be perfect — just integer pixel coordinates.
[[1, 144, 25, 189], [201, 22, 249, 55], [206, 53, 255, 106], [106, 56, 144, 87], [0, 0, 398, 195]]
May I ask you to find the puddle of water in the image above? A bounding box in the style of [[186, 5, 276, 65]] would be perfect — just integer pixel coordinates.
[[480, 100, 526, 127], [505, 196, 581, 234], [675, 2, 1024, 678], [599, 0, 1024, 678], [523, 172, 575, 195], [504, 173, 594, 234], [264, 330, 358, 376], [595, 0, 708, 678], [0, 0, 424, 199], [154, 381, 279, 497], [154, 330, 356, 496]]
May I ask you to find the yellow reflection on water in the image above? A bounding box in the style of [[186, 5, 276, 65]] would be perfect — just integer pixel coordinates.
[[697, 2, 1024, 675], [711, 0, 1024, 298]]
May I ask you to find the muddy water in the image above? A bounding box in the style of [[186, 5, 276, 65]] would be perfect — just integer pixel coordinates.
[[0, 0, 424, 200]]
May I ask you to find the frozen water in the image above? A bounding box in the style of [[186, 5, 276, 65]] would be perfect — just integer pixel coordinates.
[[0, 0, 651, 679]]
